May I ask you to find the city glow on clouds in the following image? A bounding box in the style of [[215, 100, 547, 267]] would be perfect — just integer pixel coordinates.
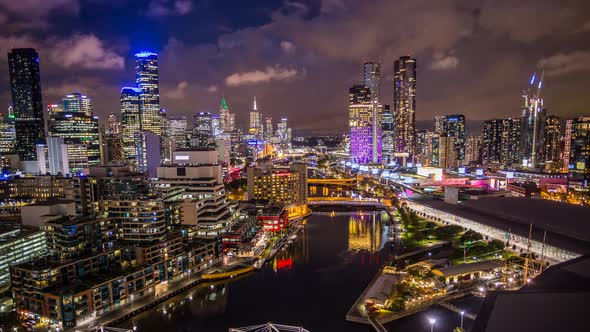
[[280, 41, 296, 54], [225, 66, 302, 86], [165, 81, 189, 99], [147, 0, 192, 17], [49, 34, 124, 70], [430, 54, 459, 70], [539, 50, 590, 76], [207, 85, 218, 93]]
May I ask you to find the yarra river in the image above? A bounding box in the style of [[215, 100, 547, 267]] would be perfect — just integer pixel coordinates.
[[121, 212, 481, 331]]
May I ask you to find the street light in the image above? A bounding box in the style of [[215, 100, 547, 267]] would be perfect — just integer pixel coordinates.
[[460, 311, 465, 330], [428, 318, 436, 332]]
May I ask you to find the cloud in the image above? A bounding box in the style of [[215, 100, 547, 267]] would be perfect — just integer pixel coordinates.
[[225, 66, 302, 86], [0, 0, 80, 29], [49, 34, 124, 70], [147, 0, 192, 17], [430, 53, 459, 70], [165, 81, 189, 99], [539, 50, 590, 76], [280, 41, 296, 54], [207, 85, 218, 93]]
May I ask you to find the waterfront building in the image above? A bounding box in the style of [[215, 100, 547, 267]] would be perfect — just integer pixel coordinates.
[[349, 84, 373, 163], [247, 162, 308, 216], [364, 61, 382, 163], [134, 131, 161, 177], [381, 105, 394, 164], [135, 52, 161, 135], [393, 56, 417, 160], [568, 116, 590, 177], [8, 48, 45, 167], [120, 87, 142, 162], [0, 225, 46, 289], [543, 115, 560, 168]]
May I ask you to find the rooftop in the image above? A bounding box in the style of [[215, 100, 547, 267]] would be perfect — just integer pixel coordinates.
[[432, 260, 503, 277]]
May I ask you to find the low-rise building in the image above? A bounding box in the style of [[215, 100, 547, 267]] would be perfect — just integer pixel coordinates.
[[0, 226, 47, 290]]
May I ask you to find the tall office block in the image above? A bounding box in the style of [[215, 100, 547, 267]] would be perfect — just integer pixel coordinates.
[[191, 112, 213, 148], [393, 56, 416, 160], [569, 117, 590, 175], [120, 87, 142, 162], [135, 52, 161, 135], [543, 115, 560, 166], [8, 48, 45, 164], [442, 114, 466, 163]]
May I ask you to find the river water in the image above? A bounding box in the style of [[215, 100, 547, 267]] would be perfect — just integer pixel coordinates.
[[120, 211, 480, 332]]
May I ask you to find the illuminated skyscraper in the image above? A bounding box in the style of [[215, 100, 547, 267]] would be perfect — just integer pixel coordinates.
[[0, 113, 16, 153], [569, 116, 590, 175], [265, 117, 273, 140], [168, 116, 188, 150], [434, 116, 445, 135], [134, 131, 161, 177], [107, 113, 121, 135], [277, 118, 289, 147], [8, 48, 45, 163], [442, 114, 466, 163], [465, 135, 482, 165], [249, 97, 262, 136], [363, 61, 381, 163], [219, 97, 234, 133], [120, 87, 142, 161], [482, 118, 520, 166], [135, 52, 161, 135], [191, 112, 213, 148], [48, 93, 100, 172], [381, 105, 394, 163], [542, 115, 560, 167], [520, 71, 545, 168], [563, 119, 573, 172], [349, 85, 373, 163], [393, 56, 416, 160]]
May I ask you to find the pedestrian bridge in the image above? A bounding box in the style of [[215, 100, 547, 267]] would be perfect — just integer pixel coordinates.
[[307, 178, 356, 187], [307, 197, 387, 207]]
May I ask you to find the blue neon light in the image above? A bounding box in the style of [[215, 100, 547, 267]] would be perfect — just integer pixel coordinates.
[[530, 73, 536, 85], [135, 51, 157, 58], [121, 87, 142, 93], [538, 81, 542, 89]]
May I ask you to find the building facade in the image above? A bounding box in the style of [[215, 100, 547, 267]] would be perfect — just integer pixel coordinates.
[[393, 56, 417, 160]]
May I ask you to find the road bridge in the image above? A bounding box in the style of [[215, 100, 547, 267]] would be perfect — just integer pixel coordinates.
[[307, 197, 387, 207]]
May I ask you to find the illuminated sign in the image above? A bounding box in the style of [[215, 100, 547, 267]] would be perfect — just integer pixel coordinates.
[[174, 155, 190, 160], [476, 169, 484, 176], [506, 172, 514, 179], [458, 167, 466, 174]]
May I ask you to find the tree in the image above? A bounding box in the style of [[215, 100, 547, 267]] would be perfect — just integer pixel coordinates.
[[460, 230, 483, 243], [433, 225, 463, 240]]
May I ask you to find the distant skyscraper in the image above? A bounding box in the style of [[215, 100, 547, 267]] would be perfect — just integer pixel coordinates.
[[135, 52, 161, 135], [120, 87, 142, 162], [277, 118, 289, 147], [442, 114, 466, 163], [482, 118, 520, 166], [569, 116, 590, 176], [543, 115, 560, 167], [249, 97, 262, 136], [0, 114, 16, 153], [107, 113, 121, 135], [349, 85, 373, 163], [393, 56, 416, 160], [265, 117, 273, 140], [134, 131, 161, 178], [434, 116, 445, 135], [219, 97, 233, 133], [191, 112, 213, 148], [168, 116, 188, 150], [563, 119, 573, 172], [520, 71, 545, 168], [465, 135, 482, 165], [381, 105, 394, 163], [8, 48, 45, 163], [363, 62, 382, 163], [48, 93, 100, 172]]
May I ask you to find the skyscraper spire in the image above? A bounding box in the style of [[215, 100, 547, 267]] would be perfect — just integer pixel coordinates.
[[253, 96, 258, 111], [221, 96, 228, 110]]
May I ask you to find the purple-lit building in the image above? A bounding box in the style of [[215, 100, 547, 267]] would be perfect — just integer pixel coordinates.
[[349, 85, 381, 164]]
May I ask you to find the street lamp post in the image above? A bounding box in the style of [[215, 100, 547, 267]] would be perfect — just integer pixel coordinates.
[[428, 318, 436, 332]]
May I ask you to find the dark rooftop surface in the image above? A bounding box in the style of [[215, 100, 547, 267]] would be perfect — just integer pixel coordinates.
[[410, 196, 590, 255], [472, 255, 590, 332]]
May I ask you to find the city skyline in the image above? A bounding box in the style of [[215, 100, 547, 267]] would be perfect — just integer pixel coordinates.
[[0, 0, 589, 134]]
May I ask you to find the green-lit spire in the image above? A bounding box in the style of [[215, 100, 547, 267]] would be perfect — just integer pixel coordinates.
[[221, 96, 228, 110]]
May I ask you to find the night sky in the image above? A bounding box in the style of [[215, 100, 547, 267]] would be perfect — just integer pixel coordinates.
[[0, 0, 589, 135]]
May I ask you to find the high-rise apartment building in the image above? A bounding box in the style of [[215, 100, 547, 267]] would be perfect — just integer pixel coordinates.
[[442, 114, 466, 163], [465, 135, 482, 165], [543, 115, 560, 167], [0, 113, 16, 153], [120, 87, 142, 161], [569, 116, 590, 175], [482, 118, 520, 166], [393, 56, 416, 160], [8, 48, 45, 164], [434, 116, 445, 134], [381, 105, 394, 164], [48, 93, 100, 172], [563, 119, 573, 172], [135, 52, 161, 135], [349, 85, 373, 163], [364, 62, 381, 163]]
